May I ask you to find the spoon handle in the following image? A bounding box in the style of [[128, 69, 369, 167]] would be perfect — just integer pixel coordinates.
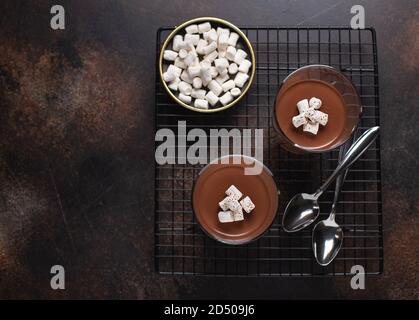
[[330, 135, 354, 219], [315, 126, 380, 198]]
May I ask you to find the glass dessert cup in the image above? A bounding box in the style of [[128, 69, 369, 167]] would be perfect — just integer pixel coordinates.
[[273, 65, 362, 154], [192, 155, 279, 245]]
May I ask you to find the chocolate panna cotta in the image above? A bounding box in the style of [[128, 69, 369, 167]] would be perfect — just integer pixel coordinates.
[[275, 79, 348, 150], [192, 156, 279, 245]]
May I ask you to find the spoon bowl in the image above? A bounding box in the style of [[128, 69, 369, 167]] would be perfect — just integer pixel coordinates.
[[311, 135, 354, 266], [282, 193, 319, 232], [282, 126, 380, 233], [312, 218, 343, 266]]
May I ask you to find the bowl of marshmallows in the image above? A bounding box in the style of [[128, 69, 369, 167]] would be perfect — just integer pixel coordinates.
[[159, 17, 256, 113]]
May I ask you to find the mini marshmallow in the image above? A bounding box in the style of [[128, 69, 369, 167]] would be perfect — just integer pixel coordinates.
[[219, 68, 228, 77], [174, 57, 187, 69], [203, 50, 218, 63], [202, 41, 217, 55], [200, 61, 212, 84], [234, 49, 247, 65], [185, 40, 197, 52], [172, 35, 184, 51], [234, 72, 249, 88], [178, 48, 188, 59], [163, 50, 178, 61], [226, 46, 237, 61], [203, 28, 218, 42], [185, 24, 199, 34], [208, 80, 223, 96], [230, 87, 241, 97], [167, 64, 182, 78], [184, 34, 200, 46], [218, 33, 229, 50], [180, 70, 193, 84], [217, 27, 230, 37], [227, 198, 242, 213], [163, 71, 176, 83], [222, 79, 235, 92], [233, 210, 244, 222], [309, 97, 322, 109], [191, 88, 206, 99], [168, 77, 181, 91], [215, 73, 229, 85], [198, 22, 211, 34], [184, 52, 198, 66], [178, 81, 192, 95], [219, 196, 233, 211], [210, 66, 218, 78], [218, 211, 235, 223], [202, 76, 211, 87], [178, 93, 192, 104], [303, 121, 319, 135], [200, 65, 211, 79], [194, 99, 209, 109], [178, 40, 188, 50], [192, 77, 202, 89], [200, 60, 211, 69], [238, 59, 252, 73], [187, 65, 201, 78], [214, 58, 229, 73], [228, 63, 238, 74], [296, 99, 309, 114], [228, 32, 240, 47], [225, 185, 242, 200], [304, 108, 316, 122], [220, 92, 234, 105], [292, 114, 308, 128], [196, 39, 208, 55], [205, 91, 219, 106], [312, 110, 328, 126], [240, 196, 255, 213], [217, 49, 227, 58]]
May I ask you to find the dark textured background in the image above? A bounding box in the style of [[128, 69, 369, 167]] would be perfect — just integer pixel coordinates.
[[0, 0, 417, 299]]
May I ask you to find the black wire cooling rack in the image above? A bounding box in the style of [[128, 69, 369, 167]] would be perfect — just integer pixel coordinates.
[[154, 27, 383, 276]]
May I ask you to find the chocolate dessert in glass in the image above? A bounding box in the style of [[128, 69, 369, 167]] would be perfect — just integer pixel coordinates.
[[274, 65, 362, 154], [192, 155, 279, 245]]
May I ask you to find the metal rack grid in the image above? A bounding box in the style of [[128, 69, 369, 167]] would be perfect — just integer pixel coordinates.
[[154, 27, 383, 276]]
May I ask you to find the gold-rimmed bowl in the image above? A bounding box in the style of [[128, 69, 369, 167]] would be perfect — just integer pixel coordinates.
[[159, 17, 256, 113]]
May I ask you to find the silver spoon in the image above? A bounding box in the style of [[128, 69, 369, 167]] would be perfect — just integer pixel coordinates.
[[312, 137, 353, 266], [282, 126, 380, 232]]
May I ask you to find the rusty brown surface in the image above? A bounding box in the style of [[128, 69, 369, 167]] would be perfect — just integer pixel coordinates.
[[0, 0, 417, 299]]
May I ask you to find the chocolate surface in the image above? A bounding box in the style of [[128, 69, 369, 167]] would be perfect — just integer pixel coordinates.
[[192, 156, 279, 244], [275, 80, 347, 150]]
